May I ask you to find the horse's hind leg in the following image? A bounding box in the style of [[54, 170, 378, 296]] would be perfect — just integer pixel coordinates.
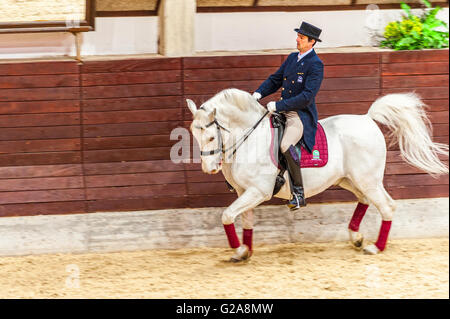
[[351, 180, 397, 255], [362, 186, 396, 255], [338, 178, 370, 249]]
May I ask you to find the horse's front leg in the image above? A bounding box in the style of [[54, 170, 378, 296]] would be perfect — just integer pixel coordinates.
[[242, 209, 254, 255], [222, 187, 268, 262]]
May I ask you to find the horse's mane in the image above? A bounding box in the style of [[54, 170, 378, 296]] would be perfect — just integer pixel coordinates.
[[197, 88, 266, 120]]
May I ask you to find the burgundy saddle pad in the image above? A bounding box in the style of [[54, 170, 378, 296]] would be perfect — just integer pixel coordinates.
[[270, 119, 328, 168]]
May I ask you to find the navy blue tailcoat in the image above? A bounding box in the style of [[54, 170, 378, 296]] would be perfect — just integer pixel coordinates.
[[255, 50, 324, 153]]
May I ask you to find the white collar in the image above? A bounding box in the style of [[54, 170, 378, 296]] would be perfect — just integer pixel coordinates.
[[297, 48, 313, 62]]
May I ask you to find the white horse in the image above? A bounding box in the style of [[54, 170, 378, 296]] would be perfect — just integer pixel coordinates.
[[186, 88, 448, 261]]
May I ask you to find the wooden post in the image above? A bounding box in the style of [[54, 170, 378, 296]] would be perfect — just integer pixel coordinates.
[[158, 0, 196, 57], [74, 32, 82, 63], [69, 28, 84, 63]]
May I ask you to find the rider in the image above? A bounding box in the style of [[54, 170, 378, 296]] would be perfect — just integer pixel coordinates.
[[252, 21, 324, 210]]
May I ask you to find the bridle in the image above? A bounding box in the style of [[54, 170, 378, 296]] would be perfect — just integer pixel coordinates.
[[194, 117, 230, 157], [194, 108, 270, 161]]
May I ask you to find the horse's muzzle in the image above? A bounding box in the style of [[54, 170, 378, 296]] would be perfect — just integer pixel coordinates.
[[203, 161, 222, 174]]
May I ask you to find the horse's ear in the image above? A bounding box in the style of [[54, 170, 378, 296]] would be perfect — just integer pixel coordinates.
[[186, 99, 197, 116]]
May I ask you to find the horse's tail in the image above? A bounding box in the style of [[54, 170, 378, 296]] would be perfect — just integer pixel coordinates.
[[367, 92, 448, 177]]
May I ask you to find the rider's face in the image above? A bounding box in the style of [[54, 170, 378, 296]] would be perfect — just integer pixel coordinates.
[[296, 33, 315, 53]]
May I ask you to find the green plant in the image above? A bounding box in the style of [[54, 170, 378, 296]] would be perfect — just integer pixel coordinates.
[[380, 0, 449, 50]]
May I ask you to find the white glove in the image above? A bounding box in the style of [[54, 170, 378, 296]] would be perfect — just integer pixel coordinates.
[[252, 92, 262, 101], [267, 101, 277, 114]]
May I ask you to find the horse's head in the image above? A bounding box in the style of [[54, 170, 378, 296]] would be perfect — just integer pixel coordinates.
[[187, 99, 224, 174]]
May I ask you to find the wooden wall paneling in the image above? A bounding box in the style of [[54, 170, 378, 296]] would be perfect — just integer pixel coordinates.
[[83, 135, 171, 150], [187, 181, 230, 195], [186, 193, 237, 209], [0, 176, 84, 192], [0, 138, 80, 153], [0, 60, 85, 216], [318, 52, 380, 66], [81, 70, 180, 86], [320, 77, 379, 91], [81, 58, 186, 212], [422, 99, 449, 112], [0, 201, 86, 217], [0, 74, 80, 89], [385, 162, 433, 175], [184, 67, 279, 82], [388, 185, 449, 199], [87, 196, 189, 213], [183, 55, 283, 69], [324, 64, 380, 78], [85, 171, 186, 188], [86, 183, 186, 200], [0, 87, 79, 102], [83, 160, 185, 175], [381, 49, 450, 63], [384, 174, 449, 188], [80, 58, 181, 73], [0, 189, 85, 205], [0, 113, 80, 128], [0, 152, 82, 167], [0, 61, 79, 76], [0, 126, 80, 141], [83, 147, 173, 163], [82, 82, 181, 99], [184, 80, 263, 95], [0, 164, 83, 179], [316, 89, 380, 103], [317, 102, 372, 117], [0, 100, 80, 115], [82, 96, 181, 112], [83, 109, 181, 125], [382, 61, 449, 76], [382, 74, 449, 88], [83, 121, 181, 138]]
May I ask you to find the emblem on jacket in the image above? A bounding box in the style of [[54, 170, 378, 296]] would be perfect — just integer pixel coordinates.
[[297, 75, 303, 83]]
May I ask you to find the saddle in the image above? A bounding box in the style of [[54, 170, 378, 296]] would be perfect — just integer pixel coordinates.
[[270, 113, 329, 196]]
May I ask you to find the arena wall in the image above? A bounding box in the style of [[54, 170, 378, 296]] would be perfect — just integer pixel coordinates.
[[0, 48, 448, 218]]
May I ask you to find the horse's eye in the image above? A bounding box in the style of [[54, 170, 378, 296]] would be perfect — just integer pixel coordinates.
[[209, 137, 215, 142]]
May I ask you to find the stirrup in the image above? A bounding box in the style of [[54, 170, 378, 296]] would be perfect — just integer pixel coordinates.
[[287, 191, 306, 211]]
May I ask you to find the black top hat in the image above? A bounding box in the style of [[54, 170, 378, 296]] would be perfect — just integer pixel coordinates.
[[294, 22, 322, 42]]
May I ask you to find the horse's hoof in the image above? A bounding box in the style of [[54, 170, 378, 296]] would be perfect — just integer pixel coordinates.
[[363, 244, 380, 255], [229, 245, 251, 263], [348, 230, 364, 249]]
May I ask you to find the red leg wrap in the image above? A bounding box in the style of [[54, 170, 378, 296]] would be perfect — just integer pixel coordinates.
[[243, 229, 253, 251], [375, 220, 392, 251], [349, 203, 369, 232], [223, 223, 240, 249]]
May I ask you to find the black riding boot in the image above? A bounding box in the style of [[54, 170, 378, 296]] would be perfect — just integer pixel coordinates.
[[225, 180, 235, 193], [283, 145, 306, 210]]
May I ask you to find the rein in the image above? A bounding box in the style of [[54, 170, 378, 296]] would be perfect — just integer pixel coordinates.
[[195, 109, 270, 160]]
